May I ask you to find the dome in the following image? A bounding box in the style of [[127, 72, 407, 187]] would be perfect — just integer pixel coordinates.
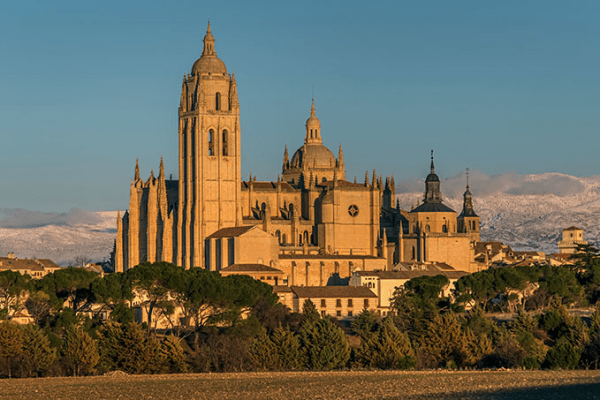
[[426, 172, 440, 182], [192, 56, 227, 75], [291, 144, 337, 170], [192, 22, 227, 76]]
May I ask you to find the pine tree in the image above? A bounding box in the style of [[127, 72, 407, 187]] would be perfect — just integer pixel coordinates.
[[301, 318, 350, 370], [301, 299, 320, 325], [271, 326, 303, 370], [159, 334, 189, 373], [420, 313, 471, 369], [0, 322, 24, 378], [21, 324, 56, 377], [371, 317, 415, 369], [248, 332, 279, 370], [62, 326, 99, 376]]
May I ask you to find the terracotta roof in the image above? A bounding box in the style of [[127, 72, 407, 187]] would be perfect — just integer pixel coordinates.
[[206, 225, 256, 239], [355, 270, 468, 280], [291, 285, 377, 298], [564, 226, 582, 231], [220, 264, 284, 274], [273, 286, 293, 293], [279, 254, 379, 260]]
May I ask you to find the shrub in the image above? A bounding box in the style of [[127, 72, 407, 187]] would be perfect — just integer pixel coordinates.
[[544, 339, 581, 370]]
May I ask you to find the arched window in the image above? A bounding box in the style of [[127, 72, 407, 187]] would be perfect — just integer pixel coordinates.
[[222, 130, 228, 156], [299, 234, 303, 245], [282, 234, 287, 245], [425, 225, 430, 233], [208, 129, 214, 156], [413, 225, 417, 233], [215, 92, 221, 110], [442, 225, 447, 233], [303, 231, 309, 244], [275, 230, 281, 243], [412, 246, 416, 260]]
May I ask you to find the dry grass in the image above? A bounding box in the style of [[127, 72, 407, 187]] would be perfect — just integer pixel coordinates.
[[1, 370, 600, 399]]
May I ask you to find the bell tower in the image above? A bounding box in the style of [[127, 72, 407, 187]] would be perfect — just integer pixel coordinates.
[[177, 22, 242, 268]]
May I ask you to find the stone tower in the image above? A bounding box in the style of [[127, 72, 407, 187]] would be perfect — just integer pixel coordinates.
[[457, 171, 480, 243], [176, 22, 242, 268]]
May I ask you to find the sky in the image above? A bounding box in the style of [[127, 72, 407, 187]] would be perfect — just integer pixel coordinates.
[[1, 0, 599, 213]]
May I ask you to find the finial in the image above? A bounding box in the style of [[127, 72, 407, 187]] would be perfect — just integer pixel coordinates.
[[430, 150, 435, 173], [207, 20, 211, 33], [311, 99, 316, 117], [159, 156, 165, 178], [135, 158, 140, 181], [466, 167, 470, 189]]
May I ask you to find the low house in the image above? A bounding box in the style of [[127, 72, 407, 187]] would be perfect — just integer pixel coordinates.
[[350, 269, 469, 314], [0, 253, 61, 279], [273, 285, 378, 319]]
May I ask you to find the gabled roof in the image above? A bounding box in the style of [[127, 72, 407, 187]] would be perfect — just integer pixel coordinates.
[[220, 264, 283, 274], [354, 270, 468, 280], [564, 226, 582, 231], [291, 285, 377, 298], [206, 225, 256, 239]]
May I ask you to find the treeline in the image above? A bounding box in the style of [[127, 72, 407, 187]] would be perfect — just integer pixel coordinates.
[[1, 249, 600, 377]]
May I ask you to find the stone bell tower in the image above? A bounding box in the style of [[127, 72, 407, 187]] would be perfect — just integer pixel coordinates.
[[176, 22, 242, 268]]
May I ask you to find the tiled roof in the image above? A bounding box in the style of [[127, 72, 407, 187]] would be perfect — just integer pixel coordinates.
[[279, 254, 379, 260], [273, 286, 293, 293], [355, 270, 468, 280], [291, 285, 377, 298], [206, 225, 256, 239], [220, 264, 284, 274], [564, 226, 582, 231]]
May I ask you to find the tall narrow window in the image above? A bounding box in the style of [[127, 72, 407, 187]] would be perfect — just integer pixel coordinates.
[[222, 130, 228, 156], [215, 92, 221, 110], [208, 129, 214, 156]]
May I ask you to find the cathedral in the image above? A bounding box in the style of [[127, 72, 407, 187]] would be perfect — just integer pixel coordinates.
[[114, 24, 481, 282]]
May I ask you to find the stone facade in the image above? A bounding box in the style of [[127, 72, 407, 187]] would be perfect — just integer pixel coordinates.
[[558, 226, 587, 254], [115, 23, 481, 279]]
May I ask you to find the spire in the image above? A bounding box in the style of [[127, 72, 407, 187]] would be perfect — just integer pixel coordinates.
[[461, 167, 477, 217], [424, 151, 442, 204], [202, 21, 216, 57], [159, 156, 165, 179], [134, 159, 140, 181], [338, 144, 344, 166], [229, 72, 239, 109], [305, 99, 322, 145], [283, 145, 289, 170], [430, 149, 435, 174], [364, 171, 369, 187]]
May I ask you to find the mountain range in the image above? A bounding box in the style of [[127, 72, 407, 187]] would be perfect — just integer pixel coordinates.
[[0, 172, 597, 266]]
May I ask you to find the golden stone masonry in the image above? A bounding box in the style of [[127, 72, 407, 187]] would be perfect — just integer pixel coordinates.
[[115, 23, 481, 284]]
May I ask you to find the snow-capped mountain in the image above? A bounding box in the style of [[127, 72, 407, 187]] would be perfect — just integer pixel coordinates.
[[0, 209, 118, 266], [397, 172, 600, 254], [0, 172, 598, 265]]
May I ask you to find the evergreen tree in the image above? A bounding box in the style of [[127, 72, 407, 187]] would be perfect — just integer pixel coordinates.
[[420, 313, 471, 369], [301, 318, 350, 370], [248, 331, 279, 370], [21, 324, 56, 377], [544, 338, 581, 370], [271, 326, 303, 370], [301, 299, 320, 325], [159, 334, 189, 373], [355, 317, 415, 369], [62, 326, 99, 376], [0, 322, 24, 378]]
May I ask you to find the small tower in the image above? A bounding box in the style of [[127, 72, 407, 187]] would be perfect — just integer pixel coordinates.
[[458, 167, 480, 242], [558, 227, 587, 254]]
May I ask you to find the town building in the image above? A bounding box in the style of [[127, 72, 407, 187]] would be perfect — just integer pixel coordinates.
[[0, 253, 61, 279], [558, 226, 587, 254]]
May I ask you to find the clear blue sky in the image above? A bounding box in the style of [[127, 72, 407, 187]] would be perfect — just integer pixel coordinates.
[[1, 0, 599, 212]]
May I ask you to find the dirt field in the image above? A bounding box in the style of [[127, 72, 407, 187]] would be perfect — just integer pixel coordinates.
[[1, 370, 600, 399]]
